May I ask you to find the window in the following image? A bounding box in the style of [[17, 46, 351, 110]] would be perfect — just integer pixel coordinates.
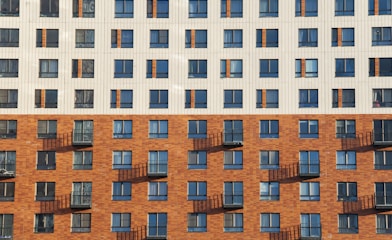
[[375, 151, 392, 170], [147, 0, 169, 18], [112, 182, 131, 200], [111, 30, 133, 48], [375, 182, 392, 206], [224, 151, 243, 169], [149, 182, 167, 201], [332, 89, 355, 108], [147, 60, 168, 78], [147, 213, 167, 238], [300, 213, 321, 238], [335, 0, 354, 15], [150, 30, 168, 48], [336, 151, 356, 170], [260, 151, 279, 169], [259, 59, 278, 77], [0, 28, 18, 47], [332, 28, 354, 46], [0, 151, 15, 176], [224, 90, 242, 108], [188, 213, 207, 232], [111, 90, 133, 108], [36, 29, 58, 48], [39, 60, 58, 78], [188, 60, 207, 78], [115, 0, 133, 18], [299, 89, 318, 108], [148, 151, 168, 176], [75, 90, 94, 108], [188, 181, 207, 200], [260, 182, 279, 200], [189, 0, 207, 18], [0, 214, 13, 239], [224, 30, 242, 48], [369, 0, 391, 15], [337, 182, 357, 201], [336, 120, 355, 138], [113, 151, 132, 170], [223, 181, 243, 206], [111, 213, 130, 232], [71, 182, 92, 208], [37, 151, 56, 170], [256, 29, 278, 47], [0, 120, 16, 138], [369, 58, 392, 76], [261, 213, 280, 232], [221, 0, 242, 17], [299, 151, 320, 175], [188, 120, 207, 139], [300, 182, 320, 201], [224, 213, 243, 232], [37, 120, 57, 138], [36, 182, 55, 201], [113, 120, 132, 139], [372, 27, 392, 46], [295, 0, 318, 16], [299, 120, 318, 138], [223, 120, 243, 144], [374, 89, 392, 107], [0, 0, 19, 16], [73, 151, 92, 170], [377, 214, 392, 234], [72, 59, 94, 78], [220, 59, 242, 78], [260, 120, 279, 138], [0, 182, 14, 201], [260, 0, 278, 17], [114, 60, 133, 78], [335, 58, 355, 77], [73, 120, 93, 145], [256, 89, 279, 108], [150, 90, 168, 109], [185, 30, 207, 48], [73, 0, 95, 18], [298, 28, 318, 47], [0, 60, 18, 77], [34, 214, 54, 233], [149, 120, 168, 138], [338, 214, 358, 233], [75, 29, 94, 48], [188, 151, 207, 169], [185, 90, 207, 108], [72, 213, 91, 233], [295, 59, 318, 77]]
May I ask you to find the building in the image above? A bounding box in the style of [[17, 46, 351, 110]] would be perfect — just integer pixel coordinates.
[[0, 0, 392, 239]]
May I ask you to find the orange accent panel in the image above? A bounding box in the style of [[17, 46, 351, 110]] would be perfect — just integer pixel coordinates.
[[191, 90, 195, 108], [226, 0, 231, 18], [301, 59, 305, 77], [42, 29, 47, 48], [337, 28, 342, 47], [116, 90, 121, 108], [78, 0, 83, 17], [301, 0, 305, 16], [41, 90, 45, 108], [77, 60, 82, 78], [262, 89, 267, 108], [152, 60, 157, 78], [191, 30, 195, 48], [117, 30, 121, 49], [226, 60, 231, 78], [338, 89, 342, 108], [375, 58, 380, 77], [262, 29, 267, 48], [375, 0, 379, 15], [152, 0, 157, 18]]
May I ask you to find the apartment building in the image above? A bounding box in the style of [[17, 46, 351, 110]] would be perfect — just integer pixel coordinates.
[[0, 0, 392, 239]]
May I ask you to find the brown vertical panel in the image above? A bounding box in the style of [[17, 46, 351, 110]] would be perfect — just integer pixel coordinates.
[[226, 0, 231, 18], [116, 90, 121, 108], [152, 60, 157, 78], [375, 0, 379, 15], [301, 59, 305, 77], [78, 0, 83, 17], [191, 30, 195, 48], [337, 28, 342, 47], [338, 89, 342, 108], [152, 0, 157, 18], [41, 90, 46, 108], [375, 58, 380, 76], [262, 89, 267, 108], [42, 29, 47, 48], [191, 90, 195, 108], [77, 59, 82, 78], [262, 29, 267, 48], [117, 30, 121, 48], [301, 0, 305, 16], [226, 60, 231, 78]]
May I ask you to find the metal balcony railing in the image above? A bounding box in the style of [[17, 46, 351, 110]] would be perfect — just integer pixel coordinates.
[[147, 163, 168, 177], [222, 194, 243, 208], [70, 192, 92, 209], [72, 131, 93, 146], [373, 130, 392, 146], [222, 131, 243, 146], [375, 194, 392, 209]]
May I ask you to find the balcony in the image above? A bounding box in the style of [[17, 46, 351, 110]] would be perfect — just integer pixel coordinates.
[[298, 163, 320, 178], [72, 131, 93, 146], [0, 165, 15, 178], [70, 192, 92, 209], [222, 194, 243, 209], [373, 130, 392, 146], [0, 227, 13, 239], [147, 163, 167, 178], [375, 194, 392, 210], [222, 131, 243, 146]]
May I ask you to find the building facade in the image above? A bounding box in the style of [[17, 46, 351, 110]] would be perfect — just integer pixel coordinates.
[[0, 0, 392, 239]]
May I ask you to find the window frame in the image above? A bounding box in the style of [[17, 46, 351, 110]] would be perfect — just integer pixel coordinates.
[[188, 151, 207, 169], [335, 58, 355, 77], [295, 0, 318, 16], [148, 151, 168, 175], [147, 0, 169, 18], [34, 213, 54, 233], [147, 213, 167, 238], [369, 0, 392, 15], [260, 120, 279, 138], [149, 120, 168, 139], [299, 89, 318, 108], [0, 120, 16, 138], [223, 213, 243, 232], [336, 151, 356, 170], [338, 214, 358, 234], [221, 0, 243, 18], [36, 29, 58, 48], [188, 60, 207, 78], [300, 182, 320, 201], [74, 90, 94, 108], [300, 213, 321, 238], [185, 29, 207, 48], [372, 27, 392, 46], [260, 182, 279, 201], [259, 0, 278, 17], [112, 182, 132, 201], [71, 213, 91, 233], [0, 28, 18, 47], [148, 182, 168, 201], [375, 151, 392, 170], [111, 213, 131, 232], [188, 120, 207, 139], [298, 28, 318, 47], [0, 182, 14, 201], [0, 60, 18, 78], [0, 214, 13, 238], [149, 89, 168, 108], [147, 60, 168, 78], [220, 59, 243, 78], [224, 89, 243, 108], [295, 59, 318, 77], [113, 120, 132, 139], [72, 0, 95, 18], [37, 120, 57, 138], [0, 0, 19, 16], [332, 28, 355, 46], [188, 181, 207, 200], [111, 30, 133, 48], [335, 0, 354, 16], [259, 59, 278, 77], [185, 90, 207, 108], [115, 0, 134, 18], [299, 120, 319, 138], [75, 29, 94, 48], [112, 151, 132, 170], [39, 59, 58, 78], [336, 120, 356, 138], [189, 0, 207, 18], [73, 151, 92, 170], [36, 182, 55, 201], [373, 89, 392, 107], [337, 182, 357, 201], [37, 151, 56, 170], [188, 213, 207, 232], [260, 150, 279, 169], [223, 29, 243, 48], [150, 30, 169, 48], [223, 151, 243, 170], [299, 151, 320, 175], [377, 214, 392, 234], [260, 213, 280, 232], [223, 181, 243, 206]]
